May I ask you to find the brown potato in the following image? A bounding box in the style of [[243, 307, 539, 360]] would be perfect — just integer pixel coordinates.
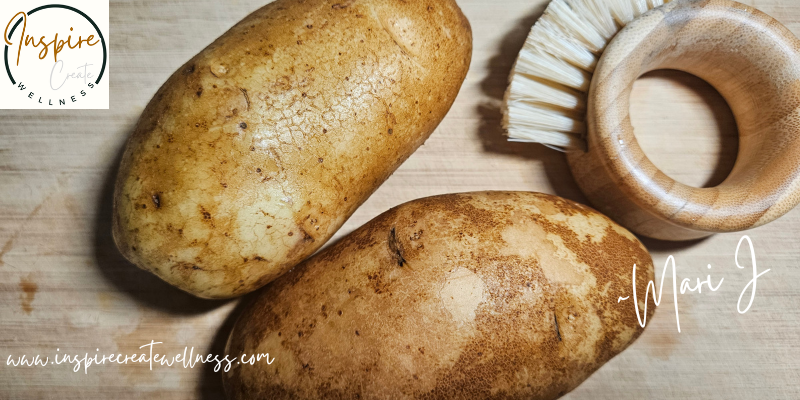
[[223, 192, 656, 399], [112, 0, 472, 299]]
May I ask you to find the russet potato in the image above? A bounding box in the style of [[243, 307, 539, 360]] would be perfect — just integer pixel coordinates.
[[112, 0, 472, 299], [223, 192, 656, 399]]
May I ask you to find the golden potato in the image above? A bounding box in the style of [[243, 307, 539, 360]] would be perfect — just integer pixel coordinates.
[[223, 192, 656, 399], [112, 0, 472, 299]]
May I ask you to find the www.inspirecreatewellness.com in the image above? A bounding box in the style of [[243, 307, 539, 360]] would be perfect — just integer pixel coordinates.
[[4, 341, 275, 373]]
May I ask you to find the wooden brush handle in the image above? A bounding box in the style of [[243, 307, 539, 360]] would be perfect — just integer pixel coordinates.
[[567, 0, 800, 241]]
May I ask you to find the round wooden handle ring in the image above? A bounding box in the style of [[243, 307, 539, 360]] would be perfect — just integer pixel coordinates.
[[567, 0, 800, 241]]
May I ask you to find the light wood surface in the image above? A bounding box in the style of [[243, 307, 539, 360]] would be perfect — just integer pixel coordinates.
[[1, 0, 799, 399], [570, 0, 800, 241]]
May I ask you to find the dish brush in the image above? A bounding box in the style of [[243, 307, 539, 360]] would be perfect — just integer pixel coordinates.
[[503, 0, 800, 241], [503, 0, 672, 150]]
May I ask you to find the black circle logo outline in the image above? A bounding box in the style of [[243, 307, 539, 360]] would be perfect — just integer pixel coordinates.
[[4, 4, 107, 85]]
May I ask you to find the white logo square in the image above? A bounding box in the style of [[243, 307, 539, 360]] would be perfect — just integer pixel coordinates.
[[1, 0, 109, 109]]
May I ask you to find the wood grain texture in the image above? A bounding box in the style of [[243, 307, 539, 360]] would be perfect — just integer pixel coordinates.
[[1, 0, 799, 399], [569, 0, 800, 241]]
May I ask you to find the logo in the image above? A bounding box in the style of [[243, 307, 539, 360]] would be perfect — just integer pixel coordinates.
[[1, 1, 109, 109]]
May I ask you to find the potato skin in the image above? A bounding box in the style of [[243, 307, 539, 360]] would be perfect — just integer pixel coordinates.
[[223, 192, 656, 399], [112, 0, 472, 299]]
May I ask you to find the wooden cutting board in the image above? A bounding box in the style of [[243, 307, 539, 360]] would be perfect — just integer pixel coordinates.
[[1, 0, 799, 398]]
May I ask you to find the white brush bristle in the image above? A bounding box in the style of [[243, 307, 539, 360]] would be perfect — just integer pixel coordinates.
[[503, 0, 672, 150]]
